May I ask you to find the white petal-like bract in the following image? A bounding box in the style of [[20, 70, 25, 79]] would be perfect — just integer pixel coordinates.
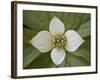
[[30, 31, 53, 53], [49, 17, 65, 35], [51, 48, 66, 65], [65, 30, 84, 52]]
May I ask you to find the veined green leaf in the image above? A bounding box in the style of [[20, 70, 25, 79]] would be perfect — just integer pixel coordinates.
[[77, 21, 90, 37], [25, 52, 56, 69], [65, 53, 89, 67], [23, 27, 35, 43], [23, 45, 41, 68]]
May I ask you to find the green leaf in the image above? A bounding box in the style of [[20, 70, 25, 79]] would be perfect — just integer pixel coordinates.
[[25, 52, 56, 69], [23, 27, 35, 43], [59, 13, 90, 30], [72, 49, 90, 63], [77, 21, 90, 37], [65, 53, 89, 67], [23, 45, 41, 68], [23, 11, 51, 32]]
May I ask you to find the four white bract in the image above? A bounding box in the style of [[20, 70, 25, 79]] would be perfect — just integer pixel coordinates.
[[30, 17, 85, 65]]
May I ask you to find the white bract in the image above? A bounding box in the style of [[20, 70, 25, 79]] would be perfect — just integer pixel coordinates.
[[31, 17, 85, 65]]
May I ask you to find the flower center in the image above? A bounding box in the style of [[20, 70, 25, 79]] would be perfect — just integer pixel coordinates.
[[52, 34, 66, 48]]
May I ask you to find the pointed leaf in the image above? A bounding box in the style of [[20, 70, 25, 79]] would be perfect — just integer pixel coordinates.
[[77, 21, 90, 37]]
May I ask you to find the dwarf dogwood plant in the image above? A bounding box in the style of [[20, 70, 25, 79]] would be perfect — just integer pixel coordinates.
[[30, 17, 85, 65]]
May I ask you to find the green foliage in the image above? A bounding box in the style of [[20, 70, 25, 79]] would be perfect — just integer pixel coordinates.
[[77, 21, 90, 37], [23, 10, 91, 69]]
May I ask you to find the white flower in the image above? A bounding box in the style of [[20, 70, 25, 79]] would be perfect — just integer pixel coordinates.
[[30, 17, 85, 66]]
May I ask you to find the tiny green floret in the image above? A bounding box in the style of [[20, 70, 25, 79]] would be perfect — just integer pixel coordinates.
[[52, 34, 66, 48]]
